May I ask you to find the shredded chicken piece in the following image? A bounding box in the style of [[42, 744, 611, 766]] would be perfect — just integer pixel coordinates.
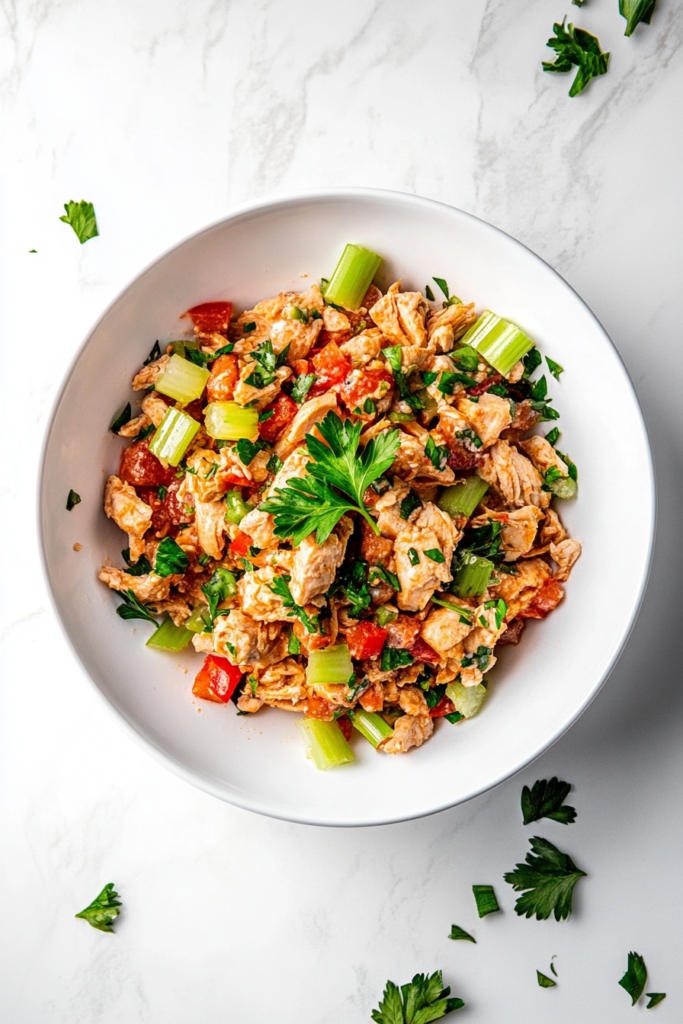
[[391, 432, 454, 484], [239, 508, 277, 549], [398, 685, 430, 716], [238, 567, 289, 622], [340, 328, 384, 367], [194, 498, 227, 560], [471, 505, 544, 561], [153, 596, 192, 626], [117, 413, 151, 437], [98, 566, 175, 603], [426, 302, 477, 352], [369, 281, 428, 349], [289, 516, 353, 606], [273, 391, 338, 460], [132, 354, 170, 391], [456, 393, 512, 449], [213, 611, 287, 668], [519, 435, 568, 477], [233, 364, 291, 409], [270, 315, 323, 364], [477, 440, 550, 509], [420, 606, 472, 658], [394, 503, 458, 611], [245, 657, 308, 708], [488, 558, 551, 619], [141, 391, 171, 427], [104, 476, 152, 561], [550, 538, 581, 581], [382, 712, 433, 754]]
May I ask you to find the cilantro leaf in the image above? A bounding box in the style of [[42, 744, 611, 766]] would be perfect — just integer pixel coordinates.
[[116, 589, 160, 624], [472, 885, 499, 918], [619, 952, 647, 1005], [371, 970, 464, 1024], [504, 836, 586, 921], [66, 489, 81, 511], [110, 403, 132, 433], [60, 200, 98, 244], [75, 882, 121, 933], [262, 411, 400, 545], [381, 647, 414, 672], [201, 567, 237, 625], [646, 993, 666, 1009], [425, 435, 448, 472], [154, 536, 189, 577], [543, 18, 610, 97], [620, 0, 657, 37], [546, 356, 564, 381], [268, 574, 319, 633], [290, 373, 316, 403], [448, 925, 476, 943], [522, 778, 577, 825], [537, 971, 556, 988]]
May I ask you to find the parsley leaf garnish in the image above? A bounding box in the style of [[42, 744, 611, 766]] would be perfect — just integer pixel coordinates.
[[261, 411, 400, 545], [504, 836, 586, 921], [400, 490, 422, 521], [368, 564, 400, 591], [290, 373, 316, 403], [371, 970, 464, 1024], [116, 589, 160, 624], [424, 548, 445, 563], [384, 345, 424, 412], [537, 971, 556, 988], [433, 277, 450, 300], [425, 435, 448, 472], [542, 18, 609, 97], [425, 284, 435, 301], [267, 452, 283, 474], [124, 554, 153, 577], [448, 925, 476, 943], [60, 200, 98, 244], [522, 778, 577, 826], [332, 558, 372, 618], [381, 647, 414, 672], [236, 438, 265, 465], [619, 952, 647, 1005], [110, 403, 132, 433], [545, 426, 560, 447], [244, 339, 290, 389], [201, 567, 237, 625], [646, 993, 667, 1009], [620, 0, 657, 37], [522, 348, 542, 379], [75, 883, 121, 933], [154, 536, 189, 577], [472, 885, 500, 918], [451, 346, 480, 372], [268, 574, 319, 633], [546, 356, 564, 381], [66, 489, 81, 511]]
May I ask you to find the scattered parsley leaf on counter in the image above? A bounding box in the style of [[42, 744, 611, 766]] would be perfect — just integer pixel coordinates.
[[268, 575, 319, 633], [521, 777, 577, 825], [619, 952, 648, 1005], [546, 356, 564, 381], [472, 885, 500, 918], [261, 411, 400, 545], [290, 373, 316, 404], [201, 567, 237, 625], [542, 19, 610, 98], [646, 993, 667, 1009], [116, 589, 159, 625], [537, 970, 556, 988], [371, 970, 464, 1024], [448, 925, 476, 943], [60, 200, 99, 244], [154, 536, 189, 578], [110, 403, 132, 433], [504, 836, 586, 921], [620, 0, 657, 36], [66, 489, 81, 511], [75, 883, 121, 933]]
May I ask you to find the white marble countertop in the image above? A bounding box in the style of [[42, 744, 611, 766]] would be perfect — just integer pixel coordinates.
[[2, 1, 682, 1021]]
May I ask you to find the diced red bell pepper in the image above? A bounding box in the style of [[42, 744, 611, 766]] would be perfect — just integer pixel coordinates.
[[229, 531, 251, 558], [192, 655, 243, 703], [519, 579, 564, 620], [119, 438, 176, 488], [310, 341, 352, 396], [409, 637, 441, 664], [346, 621, 388, 660], [206, 353, 239, 402], [258, 392, 298, 443], [429, 694, 456, 718], [184, 301, 233, 333]]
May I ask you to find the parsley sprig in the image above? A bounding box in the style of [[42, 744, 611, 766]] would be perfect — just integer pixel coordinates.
[[521, 778, 577, 826], [371, 970, 464, 1024], [244, 339, 290, 389], [116, 589, 159, 625], [261, 411, 400, 545], [543, 18, 609, 97], [504, 836, 586, 921], [75, 883, 121, 933]]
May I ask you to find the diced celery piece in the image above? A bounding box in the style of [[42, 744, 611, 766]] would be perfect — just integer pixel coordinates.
[[551, 476, 577, 500], [438, 477, 489, 518], [296, 719, 355, 770], [451, 554, 493, 597], [376, 606, 398, 627], [149, 407, 200, 466], [415, 388, 438, 418], [388, 411, 415, 423], [224, 490, 254, 524], [185, 605, 211, 633], [306, 644, 353, 685], [446, 680, 487, 719], [204, 401, 259, 441], [155, 354, 210, 404], [460, 310, 534, 377], [352, 709, 394, 749], [323, 244, 382, 311], [145, 615, 193, 652]]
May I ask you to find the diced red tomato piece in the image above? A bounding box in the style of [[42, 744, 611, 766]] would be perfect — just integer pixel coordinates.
[[184, 301, 233, 334], [429, 694, 456, 718], [346, 621, 388, 660], [192, 655, 243, 703], [385, 615, 421, 650], [119, 439, 176, 488], [293, 358, 312, 377], [409, 637, 441, 664], [338, 367, 394, 415], [309, 342, 352, 396], [229, 532, 251, 558], [337, 715, 353, 741], [206, 353, 239, 403], [519, 579, 564, 620], [258, 392, 298, 443]]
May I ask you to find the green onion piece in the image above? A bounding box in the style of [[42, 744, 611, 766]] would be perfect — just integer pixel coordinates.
[[376, 606, 398, 627], [430, 596, 472, 622], [296, 719, 355, 770], [149, 407, 200, 466], [323, 244, 382, 311], [155, 354, 210, 404], [460, 310, 534, 377], [471, 884, 500, 917], [451, 554, 493, 597], [224, 490, 254, 524], [306, 644, 353, 685], [438, 477, 489, 518], [145, 615, 193, 652], [551, 476, 577, 500], [388, 411, 415, 423], [204, 401, 259, 441], [446, 680, 488, 719], [185, 605, 211, 633], [352, 709, 394, 748]]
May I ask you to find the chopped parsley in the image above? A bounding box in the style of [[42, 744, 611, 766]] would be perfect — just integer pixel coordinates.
[[522, 778, 577, 825], [258, 408, 275, 423], [154, 536, 189, 577], [448, 925, 476, 943], [290, 373, 316, 403], [438, 371, 477, 396], [116, 589, 159, 624], [75, 883, 121, 933], [455, 428, 482, 449], [381, 647, 414, 672], [425, 435, 448, 472], [424, 548, 445, 563], [646, 993, 667, 1009], [203, 463, 218, 480], [269, 574, 319, 633], [620, 0, 657, 37], [144, 340, 161, 365], [537, 971, 556, 988], [556, 449, 578, 482], [399, 490, 422, 520], [433, 277, 450, 300], [546, 356, 564, 380], [484, 597, 507, 629], [124, 554, 153, 577], [66, 489, 81, 511], [451, 346, 480, 372], [528, 375, 560, 422], [267, 452, 283, 474], [236, 438, 265, 465], [368, 565, 400, 591], [198, 553, 210, 566], [244, 339, 290, 389], [371, 970, 464, 1024], [472, 885, 500, 918], [243, 320, 256, 332], [543, 18, 610, 98], [157, 485, 168, 502], [522, 348, 542, 379], [59, 200, 98, 244], [545, 426, 560, 447], [110, 403, 132, 433], [384, 345, 424, 412], [331, 558, 372, 618], [425, 284, 435, 301], [201, 567, 237, 625], [619, 952, 647, 1005], [287, 629, 301, 655], [408, 548, 420, 566], [363, 397, 377, 415], [422, 370, 439, 386], [504, 836, 586, 920], [461, 645, 491, 671]]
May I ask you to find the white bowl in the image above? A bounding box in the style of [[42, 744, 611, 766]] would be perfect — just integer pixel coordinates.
[[39, 189, 654, 826]]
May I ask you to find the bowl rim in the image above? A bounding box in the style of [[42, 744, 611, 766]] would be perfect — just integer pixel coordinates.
[[37, 186, 656, 827]]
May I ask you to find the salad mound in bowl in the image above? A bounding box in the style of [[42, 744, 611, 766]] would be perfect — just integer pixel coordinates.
[[40, 190, 653, 825]]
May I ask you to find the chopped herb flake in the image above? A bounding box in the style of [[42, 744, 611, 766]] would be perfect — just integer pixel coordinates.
[[290, 373, 316, 403], [472, 885, 500, 918], [75, 883, 121, 933], [448, 925, 476, 943], [521, 777, 577, 826], [110, 403, 132, 433], [543, 18, 610, 98], [504, 836, 586, 921], [546, 356, 564, 380], [537, 971, 556, 988], [619, 952, 648, 1005], [66, 489, 81, 511], [59, 200, 98, 244]]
